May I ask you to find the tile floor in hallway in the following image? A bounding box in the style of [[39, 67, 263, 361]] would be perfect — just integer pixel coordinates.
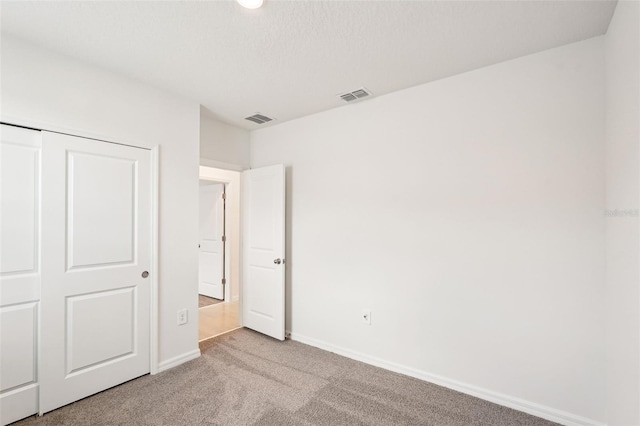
[[198, 300, 240, 342]]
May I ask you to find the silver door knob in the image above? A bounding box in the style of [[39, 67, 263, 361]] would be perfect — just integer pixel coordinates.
[[142, 271, 149, 278], [273, 258, 282, 264]]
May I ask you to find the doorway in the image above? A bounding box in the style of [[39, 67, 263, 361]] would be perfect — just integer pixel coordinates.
[[198, 166, 241, 341], [198, 181, 225, 302]]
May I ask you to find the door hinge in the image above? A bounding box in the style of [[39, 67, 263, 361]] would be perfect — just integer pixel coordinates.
[[221, 278, 226, 285], [222, 235, 226, 242], [222, 192, 226, 200]]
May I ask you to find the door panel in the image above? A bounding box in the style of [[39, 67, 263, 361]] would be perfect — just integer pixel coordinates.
[[0, 142, 38, 274], [67, 152, 136, 269], [0, 124, 41, 426], [0, 303, 37, 391], [242, 164, 285, 341], [39, 131, 151, 415], [199, 184, 224, 299], [247, 267, 277, 317], [66, 287, 135, 374]]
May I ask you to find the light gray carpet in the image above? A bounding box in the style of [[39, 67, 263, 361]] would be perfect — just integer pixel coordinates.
[[14, 328, 557, 425]]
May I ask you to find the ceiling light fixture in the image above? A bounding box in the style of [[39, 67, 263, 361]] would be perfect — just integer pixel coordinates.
[[236, 0, 263, 9]]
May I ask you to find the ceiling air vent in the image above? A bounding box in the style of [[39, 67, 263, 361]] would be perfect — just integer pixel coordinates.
[[245, 113, 274, 124], [339, 87, 372, 103]]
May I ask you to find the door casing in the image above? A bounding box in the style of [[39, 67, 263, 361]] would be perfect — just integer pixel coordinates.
[[199, 166, 241, 309], [199, 183, 225, 300]]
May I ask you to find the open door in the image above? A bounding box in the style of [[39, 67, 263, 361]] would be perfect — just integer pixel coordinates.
[[242, 164, 285, 341]]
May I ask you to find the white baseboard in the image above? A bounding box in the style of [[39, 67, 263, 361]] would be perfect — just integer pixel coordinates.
[[287, 331, 605, 426], [157, 349, 201, 373]]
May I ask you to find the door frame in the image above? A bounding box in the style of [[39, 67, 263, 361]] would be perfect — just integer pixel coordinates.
[[198, 182, 226, 300], [199, 166, 242, 320], [0, 115, 161, 375]]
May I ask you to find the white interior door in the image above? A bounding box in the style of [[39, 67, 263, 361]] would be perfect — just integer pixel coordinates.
[[199, 183, 224, 300], [0, 125, 41, 425], [242, 164, 285, 341], [39, 131, 151, 414]]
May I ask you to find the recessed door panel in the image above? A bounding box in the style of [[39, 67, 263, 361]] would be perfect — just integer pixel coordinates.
[[67, 287, 135, 374], [0, 303, 37, 391], [67, 152, 135, 270], [0, 143, 39, 276], [199, 252, 220, 284], [246, 267, 276, 319], [248, 177, 275, 250]]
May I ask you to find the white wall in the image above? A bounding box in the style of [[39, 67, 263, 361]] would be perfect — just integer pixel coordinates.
[[604, 1, 640, 425], [200, 113, 250, 170], [251, 37, 606, 424], [1, 36, 201, 367]]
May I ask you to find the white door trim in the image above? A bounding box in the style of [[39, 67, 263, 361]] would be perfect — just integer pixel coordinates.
[[200, 158, 244, 172], [0, 114, 148, 150], [150, 146, 160, 375], [0, 117, 160, 376], [198, 183, 225, 299], [198, 166, 241, 315]]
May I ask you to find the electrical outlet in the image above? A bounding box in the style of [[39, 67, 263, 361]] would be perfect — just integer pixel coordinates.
[[177, 309, 188, 325], [362, 309, 371, 325]]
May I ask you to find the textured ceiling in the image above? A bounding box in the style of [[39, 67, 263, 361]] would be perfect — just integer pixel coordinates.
[[1, 0, 617, 130]]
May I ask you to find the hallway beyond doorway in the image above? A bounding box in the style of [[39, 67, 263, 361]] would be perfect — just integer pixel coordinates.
[[199, 294, 222, 308], [198, 301, 240, 342]]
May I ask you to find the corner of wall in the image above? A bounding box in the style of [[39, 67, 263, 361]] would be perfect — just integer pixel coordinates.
[[199, 112, 250, 170], [604, 1, 640, 425]]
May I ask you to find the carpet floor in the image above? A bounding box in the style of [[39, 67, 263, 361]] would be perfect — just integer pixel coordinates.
[[14, 328, 557, 426], [199, 294, 223, 308]]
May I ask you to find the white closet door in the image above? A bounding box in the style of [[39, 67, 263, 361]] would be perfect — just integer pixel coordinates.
[[0, 124, 41, 425], [39, 131, 151, 414], [242, 164, 285, 341]]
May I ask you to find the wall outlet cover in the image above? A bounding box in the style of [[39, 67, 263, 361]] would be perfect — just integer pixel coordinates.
[[177, 309, 188, 325]]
